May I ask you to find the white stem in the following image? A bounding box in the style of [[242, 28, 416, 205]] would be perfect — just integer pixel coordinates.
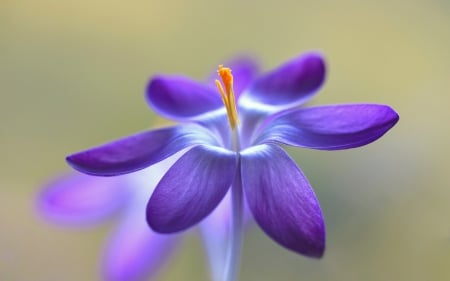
[[223, 130, 244, 281]]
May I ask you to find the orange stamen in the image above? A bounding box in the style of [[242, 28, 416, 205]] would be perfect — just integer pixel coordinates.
[[215, 65, 240, 130]]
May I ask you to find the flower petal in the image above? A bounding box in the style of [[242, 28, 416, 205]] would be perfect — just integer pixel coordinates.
[[66, 124, 217, 176], [255, 104, 399, 150], [37, 173, 128, 225], [240, 52, 325, 111], [103, 213, 179, 281], [147, 145, 237, 233], [146, 75, 223, 121], [241, 144, 325, 257]]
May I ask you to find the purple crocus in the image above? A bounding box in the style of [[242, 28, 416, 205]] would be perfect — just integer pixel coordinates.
[[65, 52, 399, 280], [38, 157, 236, 281]]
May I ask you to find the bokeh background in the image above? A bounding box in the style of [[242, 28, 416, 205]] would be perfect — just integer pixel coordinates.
[[2, 0, 449, 280]]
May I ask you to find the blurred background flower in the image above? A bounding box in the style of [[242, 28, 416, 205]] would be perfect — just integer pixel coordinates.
[[37, 155, 240, 281], [1, 0, 449, 280], [36, 159, 181, 281]]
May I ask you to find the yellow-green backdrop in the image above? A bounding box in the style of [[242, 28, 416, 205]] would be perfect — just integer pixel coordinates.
[[1, 0, 449, 280]]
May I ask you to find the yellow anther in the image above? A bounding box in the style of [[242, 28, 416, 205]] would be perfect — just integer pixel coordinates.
[[215, 65, 240, 130]]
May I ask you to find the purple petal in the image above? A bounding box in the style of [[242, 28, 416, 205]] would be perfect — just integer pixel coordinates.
[[103, 213, 179, 281], [147, 145, 237, 233], [66, 125, 217, 176], [241, 144, 325, 257], [146, 75, 223, 121], [240, 52, 325, 110], [37, 173, 128, 225], [255, 104, 399, 150], [206, 56, 259, 99]]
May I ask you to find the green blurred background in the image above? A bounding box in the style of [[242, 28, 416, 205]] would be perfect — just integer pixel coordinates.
[[1, 0, 449, 280]]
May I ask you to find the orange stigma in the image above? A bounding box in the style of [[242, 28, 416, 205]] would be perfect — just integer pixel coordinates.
[[215, 65, 240, 130]]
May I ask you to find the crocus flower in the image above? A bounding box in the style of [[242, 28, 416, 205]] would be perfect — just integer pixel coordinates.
[[65, 52, 399, 279], [38, 156, 236, 281]]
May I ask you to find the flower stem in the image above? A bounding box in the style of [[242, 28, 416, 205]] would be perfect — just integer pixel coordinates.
[[223, 130, 244, 281]]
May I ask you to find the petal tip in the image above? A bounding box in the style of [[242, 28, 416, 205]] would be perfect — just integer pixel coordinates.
[[65, 153, 103, 176], [65, 153, 85, 173], [303, 50, 326, 61], [307, 227, 326, 259], [145, 75, 171, 115], [388, 106, 400, 124], [245, 51, 327, 107], [65, 152, 113, 176], [297, 51, 327, 90], [372, 104, 400, 134], [286, 214, 326, 258], [145, 75, 222, 120], [145, 75, 165, 103], [145, 193, 187, 234], [146, 205, 184, 234]]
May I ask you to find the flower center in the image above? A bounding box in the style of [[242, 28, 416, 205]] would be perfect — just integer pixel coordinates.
[[215, 65, 240, 130]]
